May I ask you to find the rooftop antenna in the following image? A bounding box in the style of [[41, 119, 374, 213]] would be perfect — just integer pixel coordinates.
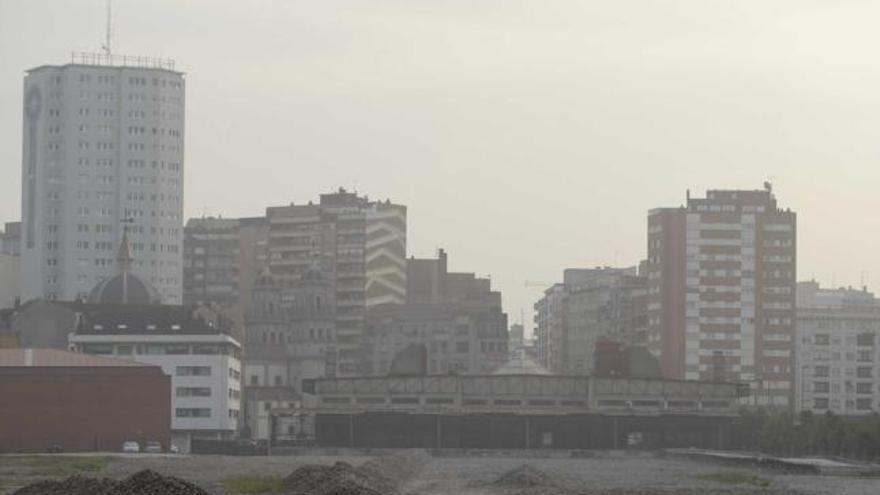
[[101, 0, 112, 56]]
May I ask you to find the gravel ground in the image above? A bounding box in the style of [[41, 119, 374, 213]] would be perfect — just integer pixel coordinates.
[[3, 451, 880, 495], [402, 453, 880, 495]]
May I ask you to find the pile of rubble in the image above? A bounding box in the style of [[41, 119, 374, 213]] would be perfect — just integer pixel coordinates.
[[493, 465, 555, 488], [282, 456, 417, 495], [11, 469, 209, 495], [488, 465, 577, 495], [109, 470, 210, 495], [10, 475, 118, 495]]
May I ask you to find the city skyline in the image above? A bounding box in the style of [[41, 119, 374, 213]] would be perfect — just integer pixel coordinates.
[[3, 1, 880, 332]]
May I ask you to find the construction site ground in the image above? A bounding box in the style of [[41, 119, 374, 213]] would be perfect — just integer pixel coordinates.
[[2, 449, 879, 495]]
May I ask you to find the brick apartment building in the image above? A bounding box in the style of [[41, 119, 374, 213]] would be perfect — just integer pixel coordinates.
[[646, 185, 796, 407]]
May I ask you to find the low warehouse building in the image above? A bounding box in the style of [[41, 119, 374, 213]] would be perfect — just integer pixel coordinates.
[[0, 348, 170, 453], [293, 374, 742, 450]]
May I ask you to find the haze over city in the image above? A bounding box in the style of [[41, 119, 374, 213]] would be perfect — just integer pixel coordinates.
[[0, 0, 880, 330], [2, 1, 880, 329], [6, 1, 880, 494]]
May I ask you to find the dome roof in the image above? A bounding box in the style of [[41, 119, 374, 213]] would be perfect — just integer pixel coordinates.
[[85, 230, 161, 305], [87, 272, 162, 305]]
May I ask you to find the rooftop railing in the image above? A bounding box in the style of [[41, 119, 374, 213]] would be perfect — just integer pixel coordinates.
[[70, 52, 176, 71]]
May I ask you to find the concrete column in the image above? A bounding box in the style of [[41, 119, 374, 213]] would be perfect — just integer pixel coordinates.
[[612, 417, 618, 449], [435, 415, 442, 449]]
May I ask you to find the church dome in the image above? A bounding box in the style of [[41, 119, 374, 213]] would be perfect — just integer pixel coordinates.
[[87, 272, 162, 305], [86, 229, 161, 305]]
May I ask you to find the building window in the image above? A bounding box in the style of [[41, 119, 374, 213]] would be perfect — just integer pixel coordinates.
[[175, 408, 211, 418], [856, 398, 873, 411], [857, 383, 874, 394], [813, 382, 830, 393], [857, 367, 873, 378], [82, 344, 113, 355], [455, 342, 469, 353], [813, 366, 829, 378], [274, 376, 282, 386], [175, 366, 211, 376], [176, 387, 212, 397], [813, 398, 829, 409], [250, 375, 259, 386]]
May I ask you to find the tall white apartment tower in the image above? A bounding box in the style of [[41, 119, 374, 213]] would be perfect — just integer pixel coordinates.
[[21, 53, 185, 303]]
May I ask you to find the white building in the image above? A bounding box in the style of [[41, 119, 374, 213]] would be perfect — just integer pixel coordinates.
[[71, 327, 241, 450], [21, 53, 185, 304], [69, 243, 240, 451], [796, 281, 880, 415]]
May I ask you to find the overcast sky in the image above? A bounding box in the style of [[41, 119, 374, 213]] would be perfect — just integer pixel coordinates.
[[2, 0, 879, 332]]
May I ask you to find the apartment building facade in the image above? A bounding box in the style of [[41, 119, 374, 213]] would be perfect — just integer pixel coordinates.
[[646, 186, 796, 407], [533, 267, 647, 375], [265, 189, 406, 374], [0, 222, 21, 309], [796, 281, 880, 415], [182, 216, 268, 319], [21, 53, 185, 303], [367, 250, 509, 375]]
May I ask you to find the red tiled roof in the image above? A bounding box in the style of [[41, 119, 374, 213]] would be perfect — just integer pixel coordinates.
[[0, 348, 153, 367]]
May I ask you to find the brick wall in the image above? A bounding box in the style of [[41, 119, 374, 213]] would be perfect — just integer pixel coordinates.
[[0, 367, 170, 452]]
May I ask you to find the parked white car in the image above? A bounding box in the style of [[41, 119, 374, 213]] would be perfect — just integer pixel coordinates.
[[122, 441, 140, 453], [144, 441, 162, 453]]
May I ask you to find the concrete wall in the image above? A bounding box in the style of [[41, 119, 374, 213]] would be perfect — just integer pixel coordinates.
[[315, 412, 731, 450]]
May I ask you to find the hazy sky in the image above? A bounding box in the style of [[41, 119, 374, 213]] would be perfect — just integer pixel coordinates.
[[2, 1, 880, 332]]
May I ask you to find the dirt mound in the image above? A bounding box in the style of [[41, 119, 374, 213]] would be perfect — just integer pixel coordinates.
[[11, 475, 117, 495], [11, 469, 209, 495], [110, 469, 210, 495], [283, 456, 416, 495], [494, 465, 555, 488]]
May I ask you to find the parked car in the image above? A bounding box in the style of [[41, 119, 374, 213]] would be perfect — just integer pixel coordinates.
[[144, 441, 162, 453], [169, 444, 180, 454], [46, 444, 64, 454], [122, 441, 140, 453]]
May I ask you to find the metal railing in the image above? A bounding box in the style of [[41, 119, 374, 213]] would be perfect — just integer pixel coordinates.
[[70, 52, 176, 71]]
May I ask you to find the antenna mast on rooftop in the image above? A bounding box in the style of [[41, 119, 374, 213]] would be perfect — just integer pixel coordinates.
[[101, 0, 113, 56]]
